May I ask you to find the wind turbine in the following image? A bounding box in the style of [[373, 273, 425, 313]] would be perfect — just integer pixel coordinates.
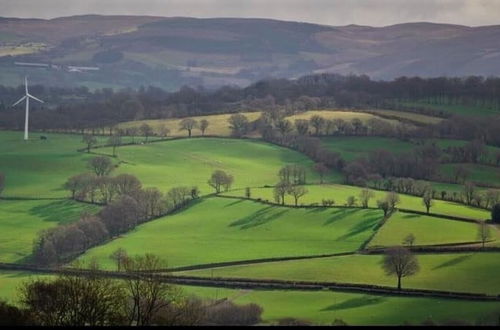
[[12, 76, 44, 141]]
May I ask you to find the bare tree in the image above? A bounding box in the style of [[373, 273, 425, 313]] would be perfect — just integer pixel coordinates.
[[314, 163, 329, 184], [88, 156, 114, 177], [207, 170, 234, 193], [403, 233, 416, 247], [462, 182, 475, 205], [346, 195, 357, 207], [179, 118, 198, 137], [359, 189, 375, 208], [228, 114, 249, 137], [477, 221, 492, 249], [287, 185, 308, 206], [110, 247, 129, 271], [310, 115, 326, 135], [123, 254, 183, 326], [108, 135, 122, 157], [139, 123, 154, 142], [158, 124, 170, 140], [377, 200, 390, 217], [386, 191, 400, 212], [199, 119, 209, 135], [294, 119, 309, 136], [382, 246, 419, 290], [274, 181, 290, 205], [276, 119, 293, 137], [422, 190, 433, 214], [82, 134, 97, 153]]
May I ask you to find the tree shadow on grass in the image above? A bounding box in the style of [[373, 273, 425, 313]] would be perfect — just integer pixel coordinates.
[[28, 200, 93, 224], [336, 214, 381, 240], [400, 213, 421, 220], [229, 207, 289, 230], [432, 254, 473, 270], [224, 199, 245, 208], [323, 208, 360, 226], [321, 295, 386, 311]]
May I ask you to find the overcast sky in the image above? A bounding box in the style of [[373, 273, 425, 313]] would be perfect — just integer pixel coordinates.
[[1, 0, 499, 27]]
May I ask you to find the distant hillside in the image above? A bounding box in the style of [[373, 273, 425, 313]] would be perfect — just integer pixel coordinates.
[[1, 15, 500, 90]]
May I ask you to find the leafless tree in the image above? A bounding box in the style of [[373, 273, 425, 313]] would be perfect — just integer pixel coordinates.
[[179, 118, 198, 137], [314, 163, 329, 184], [199, 119, 209, 135], [382, 246, 419, 290], [287, 185, 308, 206], [477, 221, 492, 249], [208, 170, 234, 193], [422, 190, 434, 214], [359, 189, 375, 208], [139, 123, 154, 142], [88, 156, 114, 177], [82, 134, 97, 153], [402, 233, 416, 247]]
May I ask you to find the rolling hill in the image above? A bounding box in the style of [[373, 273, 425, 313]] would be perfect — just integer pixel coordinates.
[[2, 16, 500, 89]]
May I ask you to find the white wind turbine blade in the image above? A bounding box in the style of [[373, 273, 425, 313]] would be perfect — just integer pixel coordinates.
[[25, 76, 28, 95], [27, 93, 44, 103], [12, 95, 27, 107]]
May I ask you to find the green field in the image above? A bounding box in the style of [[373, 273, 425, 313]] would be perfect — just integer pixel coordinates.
[[398, 101, 500, 117], [440, 163, 500, 186], [78, 197, 383, 268], [223, 184, 490, 220], [367, 109, 443, 124], [368, 212, 500, 248], [0, 199, 99, 263], [320, 136, 416, 161], [180, 252, 500, 295], [0, 271, 497, 325], [183, 285, 500, 325], [96, 137, 342, 193]]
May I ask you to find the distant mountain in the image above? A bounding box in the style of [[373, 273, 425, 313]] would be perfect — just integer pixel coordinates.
[[1, 15, 500, 90]]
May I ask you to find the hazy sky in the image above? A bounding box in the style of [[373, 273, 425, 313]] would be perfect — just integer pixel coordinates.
[[2, 0, 499, 27]]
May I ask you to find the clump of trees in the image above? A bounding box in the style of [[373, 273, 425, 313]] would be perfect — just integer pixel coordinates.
[[382, 246, 419, 290], [6, 257, 263, 326], [228, 114, 249, 137], [39, 173, 198, 265], [208, 170, 234, 193]]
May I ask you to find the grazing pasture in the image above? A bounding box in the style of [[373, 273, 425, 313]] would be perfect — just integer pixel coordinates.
[[223, 185, 491, 220], [0, 199, 99, 263], [96, 137, 342, 193], [183, 286, 500, 325], [78, 197, 383, 268], [179, 252, 500, 294], [368, 211, 500, 248]]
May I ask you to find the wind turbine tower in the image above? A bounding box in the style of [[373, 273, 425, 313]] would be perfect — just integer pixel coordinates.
[[12, 76, 44, 141]]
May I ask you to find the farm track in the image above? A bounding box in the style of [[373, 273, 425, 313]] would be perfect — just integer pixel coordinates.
[[0, 262, 498, 302]]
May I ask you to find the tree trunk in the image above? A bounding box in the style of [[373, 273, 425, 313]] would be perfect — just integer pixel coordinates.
[[397, 276, 402, 290], [188, 129, 192, 137]]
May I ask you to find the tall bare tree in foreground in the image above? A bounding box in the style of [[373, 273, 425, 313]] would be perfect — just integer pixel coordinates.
[[382, 246, 419, 290]]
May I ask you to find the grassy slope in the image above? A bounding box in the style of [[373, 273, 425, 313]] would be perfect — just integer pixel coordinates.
[[184, 286, 500, 325], [78, 197, 383, 268], [0, 131, 131, 198], [97, 137, 342, 193], [1, 271, 497, 325], [224, 185, 490, 220], [320, 136, 416, 161], [368, 211, 500, 247], [398, 101, 500, 117], [366, 109, 443, 124], [440, 163, 500, 186], [180, 253, 500, 295], [117, 112, 262, 137], [0, 199, 100, 263]]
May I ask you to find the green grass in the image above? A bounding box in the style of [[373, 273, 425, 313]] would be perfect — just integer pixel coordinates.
[[440, 163, 500, 186], [223, 184, 490, 220], [0, 199, 100, 263], [368, 212, 500, 248], [320, 137, 416, 161], [367, 109, 443, 124], [0, 131, 128, 198], [183, 285, 500, 325], [96, 137, 342, 193], [78, 197, 383, 268], [398, 101, 500, 117], [1, 272, 498, 325], [180, 253, 500, 295]]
